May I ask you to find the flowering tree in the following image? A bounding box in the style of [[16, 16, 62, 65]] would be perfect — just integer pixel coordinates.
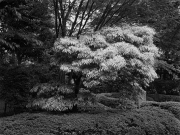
[[54, 25, 160, 97]]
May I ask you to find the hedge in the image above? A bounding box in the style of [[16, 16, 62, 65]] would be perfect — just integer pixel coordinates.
[[147, 94, 180, 102], [1, 102, 180, 135]]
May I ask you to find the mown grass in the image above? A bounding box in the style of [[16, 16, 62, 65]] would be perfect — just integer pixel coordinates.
[[0, 102, 180, 135]]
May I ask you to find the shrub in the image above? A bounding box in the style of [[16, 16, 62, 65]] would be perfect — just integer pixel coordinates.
[[0, 64, 61, 114], [28, 83, 76, 112], [1, 102, 180, 135], [146, 96, 154, 101], [147, 94, 180, 102], [160, 95, 180, 102], [95, 93, 137, 110], [141, 101, 180, 120]]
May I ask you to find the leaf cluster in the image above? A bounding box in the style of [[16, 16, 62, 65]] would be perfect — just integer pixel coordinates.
[[54, 25, 160, 89]]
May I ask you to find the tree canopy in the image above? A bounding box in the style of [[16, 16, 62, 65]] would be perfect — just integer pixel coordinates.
[[54, 25, 159, 96]]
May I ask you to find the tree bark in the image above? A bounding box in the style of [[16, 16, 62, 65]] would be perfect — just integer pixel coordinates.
[[53, 0, 59, 38], [73, 74, 82, 97]]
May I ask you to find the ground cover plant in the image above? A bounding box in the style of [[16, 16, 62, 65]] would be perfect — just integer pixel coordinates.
[[1, 102, 180, 135]]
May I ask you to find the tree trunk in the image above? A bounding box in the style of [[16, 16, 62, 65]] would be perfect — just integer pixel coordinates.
[[16, 53, 22, 65], [74, 75, 82, 97], [72, 73, 82, 112], [59, 70, 66, 84]]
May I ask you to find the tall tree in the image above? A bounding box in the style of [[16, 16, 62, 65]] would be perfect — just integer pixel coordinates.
[[0, 0, 54, 65], [51, 0, 141, 84]]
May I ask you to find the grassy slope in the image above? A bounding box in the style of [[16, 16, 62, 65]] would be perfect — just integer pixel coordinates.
[[1, 102, 180, 135]]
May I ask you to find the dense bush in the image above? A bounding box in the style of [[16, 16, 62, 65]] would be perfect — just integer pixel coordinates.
[[160, 95, 180, 102], [0, 66, 31, 111], [28, 83, 76, 112], [1, 102, 180, 135], [147, 94, 180, 102], [95, 93, 137, 110], [141, 101, 180, 120]]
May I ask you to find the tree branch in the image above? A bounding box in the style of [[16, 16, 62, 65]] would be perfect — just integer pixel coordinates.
[[65, 0, 77, 21], [110, 0, 136, 26], [77, 2, 96, 37], [102, 0, 131, 27], [77, 0, 90, 36], [53, 0, 59, 38], [98, 0, 122, 30], [94, 0, 112, 31], [58, 0, 66, 37], [69, 0, 85, 36]]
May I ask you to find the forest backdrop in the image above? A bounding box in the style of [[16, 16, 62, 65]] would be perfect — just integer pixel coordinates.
[[1, 0, 180, 113]]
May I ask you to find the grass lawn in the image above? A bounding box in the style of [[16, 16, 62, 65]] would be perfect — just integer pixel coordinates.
[[1, 102, 180, 135]]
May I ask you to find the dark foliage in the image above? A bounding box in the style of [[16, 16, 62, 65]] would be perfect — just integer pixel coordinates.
[[0, 0, 54, 64], [0, 66, 31, 111], [147, 79, 180, 95], [147, 94, 180, 102], [0, 64, 61, 113]]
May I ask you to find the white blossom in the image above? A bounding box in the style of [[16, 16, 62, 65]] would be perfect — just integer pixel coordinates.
[[54, 25, 159, 89]]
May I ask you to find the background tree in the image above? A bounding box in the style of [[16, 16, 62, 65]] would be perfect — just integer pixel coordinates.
[[0, 0, 56, 114], [0, 0, 54, 65]]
